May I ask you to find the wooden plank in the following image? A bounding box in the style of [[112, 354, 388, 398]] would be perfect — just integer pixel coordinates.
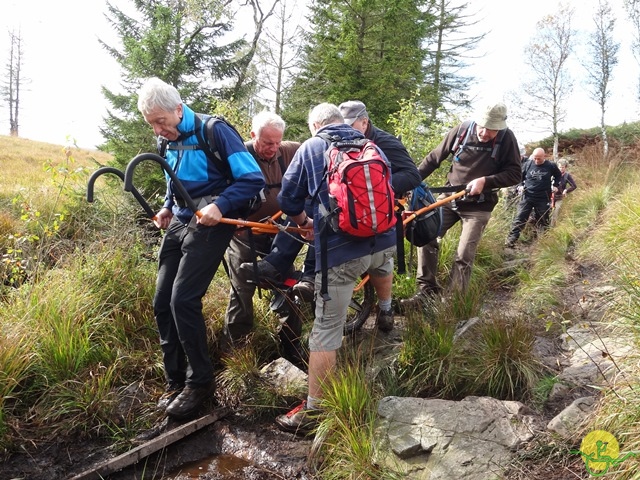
[[69, 408, 228, 480]]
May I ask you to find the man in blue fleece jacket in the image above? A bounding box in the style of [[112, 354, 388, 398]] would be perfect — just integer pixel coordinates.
[[137, 77, 265, 419], [274, 103, 396, 434]]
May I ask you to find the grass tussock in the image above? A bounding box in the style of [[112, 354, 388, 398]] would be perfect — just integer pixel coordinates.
[[464, 316, 541, 400], [314, 360, 404, 480]]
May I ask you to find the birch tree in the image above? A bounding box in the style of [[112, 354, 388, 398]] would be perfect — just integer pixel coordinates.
[[624, 0, 640, 105], [583, 0, 619, 157], [521, 3, 575, 159]]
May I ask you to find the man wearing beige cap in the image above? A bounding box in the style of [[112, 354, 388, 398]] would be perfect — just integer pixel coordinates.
[[401, 102, 522, 309]]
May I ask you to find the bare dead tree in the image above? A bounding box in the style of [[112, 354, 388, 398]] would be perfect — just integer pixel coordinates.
[[583, 0, 619, 157], [255, 0, 303, 113], [521, 3, 575, 160], [231, 0, 280, 101], [1, 29, 27, 137]]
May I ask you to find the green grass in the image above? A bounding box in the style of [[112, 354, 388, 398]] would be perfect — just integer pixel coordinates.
[[315, 360, 404, 480], [463, 316, 541, 400], [396, 314, 461, 398]]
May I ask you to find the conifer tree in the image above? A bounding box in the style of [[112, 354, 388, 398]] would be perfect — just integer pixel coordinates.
[[98, 0, 246, 190], [282, 0, 431, 139]]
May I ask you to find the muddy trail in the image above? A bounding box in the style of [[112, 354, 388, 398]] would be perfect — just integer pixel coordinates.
[[2, 242, 607, 480]]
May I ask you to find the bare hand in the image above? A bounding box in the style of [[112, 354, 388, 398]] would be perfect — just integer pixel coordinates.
[[154, 208, 173, 229], [197, 203, 223, 226], [299, 219, 314, 241], [466, 177, 486, 196]]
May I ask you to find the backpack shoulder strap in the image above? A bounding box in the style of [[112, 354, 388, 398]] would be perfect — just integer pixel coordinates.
[[451, 120, 474, 160], [194, 113, 237, 183], [491, 128, 507, 160]]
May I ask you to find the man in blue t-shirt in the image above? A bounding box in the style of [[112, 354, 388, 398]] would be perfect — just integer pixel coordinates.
[[505, 147, 562, 247]]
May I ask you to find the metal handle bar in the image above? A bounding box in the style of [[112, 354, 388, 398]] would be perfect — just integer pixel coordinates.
[[123, 153, 305, 234], [87, 166, 157, 220], [402, 190, 467, 226]]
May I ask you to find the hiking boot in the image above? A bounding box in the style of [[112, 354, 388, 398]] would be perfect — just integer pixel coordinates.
[[165, 384, 213, 420], [239, 260, 281, 286], [292, 277, 315, 302], [376, 308, 394, 333], [156, 384, 184, 412], [275, 401, 319, 435], [400, 292, 428, 311]]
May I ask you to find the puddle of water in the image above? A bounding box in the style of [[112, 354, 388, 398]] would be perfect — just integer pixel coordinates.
[[165, 453, 252, 479]]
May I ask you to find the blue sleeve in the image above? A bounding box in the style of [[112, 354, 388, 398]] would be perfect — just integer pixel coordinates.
[[212, 121, 265, 215], [278, 147, 311, 216]]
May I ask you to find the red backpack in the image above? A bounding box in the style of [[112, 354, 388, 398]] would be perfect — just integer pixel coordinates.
[[314, 133, 396, 237], [312, 133, 396, 300]]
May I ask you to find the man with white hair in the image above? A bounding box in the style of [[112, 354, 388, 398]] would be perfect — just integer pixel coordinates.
[[274, 103, 396, 434], [223, 111, 303, 365], [401, 102, 522, 308], [137, 77, 265, 419]]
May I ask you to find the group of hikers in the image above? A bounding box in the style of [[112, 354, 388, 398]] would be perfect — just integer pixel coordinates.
[[134, 77, 576, 433]]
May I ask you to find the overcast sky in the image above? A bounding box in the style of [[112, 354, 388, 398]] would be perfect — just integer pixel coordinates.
[[1, 0, 637, 149]]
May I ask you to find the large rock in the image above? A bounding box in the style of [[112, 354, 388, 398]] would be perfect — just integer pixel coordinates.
[[374, 396, 536, 480], [547, 396, 596, 439]]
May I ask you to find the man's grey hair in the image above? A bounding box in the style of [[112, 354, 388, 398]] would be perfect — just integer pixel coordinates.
[[137, 77, 182, 115], [252, 110, 286, 137], [308, 103, 344, 132]]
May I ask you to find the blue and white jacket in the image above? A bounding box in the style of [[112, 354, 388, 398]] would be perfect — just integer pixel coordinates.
[[162, 104, 265, 223], [277, 123, 396, 271]]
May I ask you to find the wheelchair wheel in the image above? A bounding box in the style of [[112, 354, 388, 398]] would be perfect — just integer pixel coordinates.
[[344, 275, 375, 334]]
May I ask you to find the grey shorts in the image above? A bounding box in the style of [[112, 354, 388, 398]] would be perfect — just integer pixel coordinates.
[[308, 246, 395, 352]]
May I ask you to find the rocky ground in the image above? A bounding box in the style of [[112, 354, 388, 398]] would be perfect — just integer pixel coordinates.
[[2, 243, 617, 480]]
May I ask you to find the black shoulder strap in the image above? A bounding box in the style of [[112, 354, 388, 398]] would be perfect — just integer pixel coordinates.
[[266, 153, 287, 189], [523, 159, 534, 180], [313, 131, 338, 302], [193, 113, 239, 183], [451, 120, 473, 155], [491, 128, 507, 160]]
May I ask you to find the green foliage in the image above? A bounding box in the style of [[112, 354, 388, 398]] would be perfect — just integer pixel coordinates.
[[282, 0, 431, 139], [387, 95, 460, 162], [100, 0, 249, 185]]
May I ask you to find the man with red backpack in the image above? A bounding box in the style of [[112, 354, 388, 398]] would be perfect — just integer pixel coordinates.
[[274, 103, 396, 434], [401, 102, 521, 309]]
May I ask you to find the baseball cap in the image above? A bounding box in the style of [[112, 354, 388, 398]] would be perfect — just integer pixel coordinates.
[[339, 100, 368, 125]]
